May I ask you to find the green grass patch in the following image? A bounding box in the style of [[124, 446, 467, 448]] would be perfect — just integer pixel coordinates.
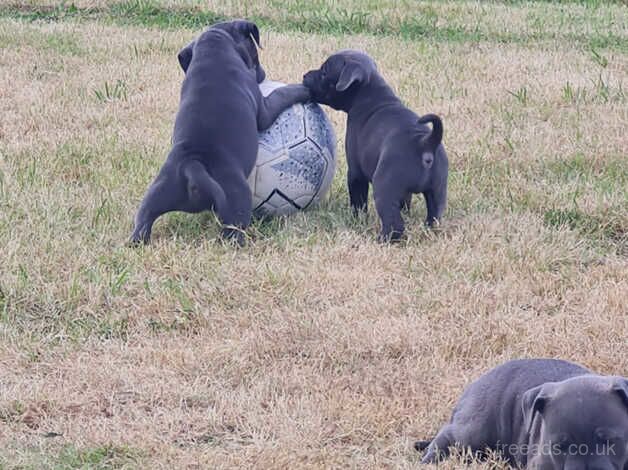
[[5, 444, 143, 470], [543, 207, 625, 245], [0, 1, 626, 51], [109, 0, 225, 29], [0, 3, 86, 22], [93, 80, 128, 103], [545, 153, 627, 193]]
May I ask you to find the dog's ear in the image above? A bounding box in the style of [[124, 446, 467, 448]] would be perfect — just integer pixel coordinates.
[[177, 41, 194, 73], [336, 61, 366, 92], [248, 22, 262, 50], [521, 384, 554, 435], [611, 378, 628, 411], [233, 20, 261, 49]]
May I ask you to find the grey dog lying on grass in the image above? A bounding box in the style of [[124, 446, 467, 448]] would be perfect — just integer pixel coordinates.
[[415, 359, 628, 469], [130, 20, 310, 245], [303, 50, 448, 241]]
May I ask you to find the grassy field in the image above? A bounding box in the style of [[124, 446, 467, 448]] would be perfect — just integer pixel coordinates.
[[0, 0, 626, 468]]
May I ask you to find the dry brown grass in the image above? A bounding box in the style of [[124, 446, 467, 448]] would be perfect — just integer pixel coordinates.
[[0, 1, 627, 468]]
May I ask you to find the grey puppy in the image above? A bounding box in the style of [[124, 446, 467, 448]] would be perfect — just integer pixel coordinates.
[[416, 359, 628, 469], [130, 20, 310, 245], [303, 50, 448, 241]]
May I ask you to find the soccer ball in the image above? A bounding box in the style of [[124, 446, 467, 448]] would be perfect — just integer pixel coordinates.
[[248, 80, 336, 216]]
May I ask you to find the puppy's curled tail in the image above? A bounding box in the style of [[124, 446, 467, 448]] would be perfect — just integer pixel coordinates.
[[417, 113, 443, 151], [181, 159, 226, 213]]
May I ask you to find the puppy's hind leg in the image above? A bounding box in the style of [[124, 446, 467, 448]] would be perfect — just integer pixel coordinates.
[[373, 189, 405, 242], [373, 163, 409, 241], [424, 182, 447, 227], [130, 171, 186, 245], [215, 171, 253, 246]]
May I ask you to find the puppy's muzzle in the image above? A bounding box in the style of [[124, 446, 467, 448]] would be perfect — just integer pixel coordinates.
[[302, 70, 316, 88]]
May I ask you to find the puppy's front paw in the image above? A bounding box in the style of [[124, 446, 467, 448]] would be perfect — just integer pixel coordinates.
[[414, 440, 431, 452], [129, 228, 151, 246], [287, 83, 311, 103], [128, 237, 148, 247]]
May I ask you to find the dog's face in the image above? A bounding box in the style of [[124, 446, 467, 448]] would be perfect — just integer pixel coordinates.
[[177, 20, 265, 83], [522, 376, 628, 469], [302, 50, 376, 110]]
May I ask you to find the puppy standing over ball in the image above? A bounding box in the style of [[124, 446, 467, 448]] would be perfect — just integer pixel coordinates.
[[416, 359, 628, 469], [303, 50, 448, 241], [130, 20, 310, 245]]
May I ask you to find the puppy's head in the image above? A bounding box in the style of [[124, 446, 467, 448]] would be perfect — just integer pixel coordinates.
[[521, 376, 628, 469], [177, 20, 265, 83], [416, 114, 443, 169], [303, 50, 376, 110]]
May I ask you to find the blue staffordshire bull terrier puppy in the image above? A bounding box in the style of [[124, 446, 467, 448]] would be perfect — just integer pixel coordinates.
[[130, 20, 310, 245], [416, 359, 628, 469], [303, 50, 448, 241]]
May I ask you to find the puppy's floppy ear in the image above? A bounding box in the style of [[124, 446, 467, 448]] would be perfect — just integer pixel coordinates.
[[248, 23, 262, 49], [611, 378, 628, 411], [336, 61, 366, 92], [233, 20, 261, 49], [521, 384, 554, 435], [177, 41, 194, 73]]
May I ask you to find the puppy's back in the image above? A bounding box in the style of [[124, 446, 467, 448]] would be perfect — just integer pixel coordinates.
[[449, 359, 589, 443]]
